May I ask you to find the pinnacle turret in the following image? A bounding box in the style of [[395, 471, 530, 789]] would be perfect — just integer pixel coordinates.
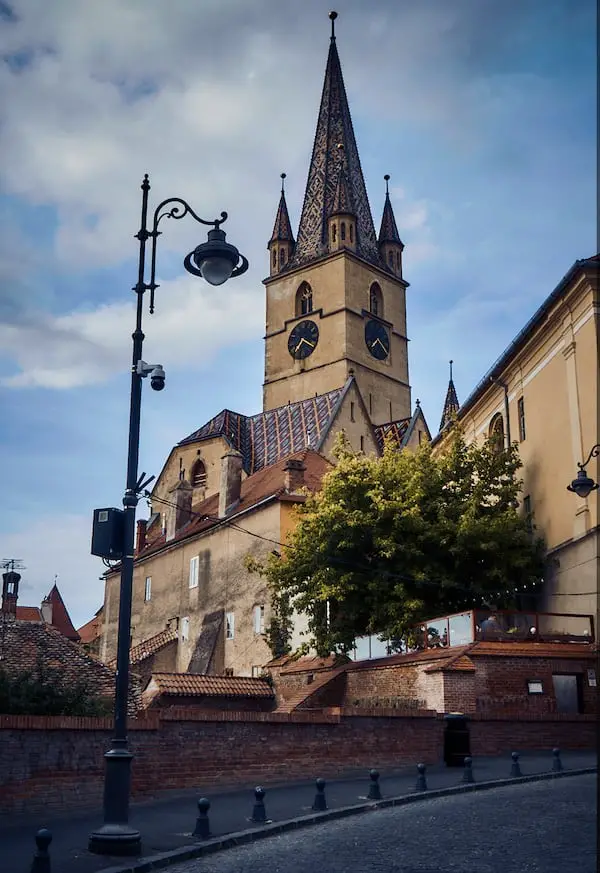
[[268, 173, 295, 276], [439, 360, 460, 432]]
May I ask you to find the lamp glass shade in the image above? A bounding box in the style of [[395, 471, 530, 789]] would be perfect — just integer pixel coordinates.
[[567, 469, 598, 499], [199, 256, 234, 286]]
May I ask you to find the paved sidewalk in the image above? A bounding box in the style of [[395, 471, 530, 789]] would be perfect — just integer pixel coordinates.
[[1, 751, 596, 873]]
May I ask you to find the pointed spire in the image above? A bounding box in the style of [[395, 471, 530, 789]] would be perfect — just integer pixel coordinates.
[[378, 175, 403, 245], [269, 173, 295, 244], [289, 11, 380, 269], [439, 360, 460, 432]]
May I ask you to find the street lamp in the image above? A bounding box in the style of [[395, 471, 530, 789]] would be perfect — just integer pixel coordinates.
[[567, 444, 600, 499], [88, 175, 248, 856]]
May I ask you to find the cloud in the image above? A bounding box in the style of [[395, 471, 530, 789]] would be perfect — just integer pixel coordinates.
[[0, 273, 263, 388]]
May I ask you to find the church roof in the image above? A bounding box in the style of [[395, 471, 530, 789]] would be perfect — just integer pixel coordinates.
[[373, 418, 412, 452], [179, 381, 351, 475], [439, 361, 460, 432], [269, 174, 295, 244], [288, 16, 381, 270], [378, 177, 403, 245], [331, 152, 355, 216]]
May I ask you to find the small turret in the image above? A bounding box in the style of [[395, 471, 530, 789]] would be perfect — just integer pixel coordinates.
[[268, 173, 295, 276], [439, 360, 460, 432], [378, 174, 404, 278], [328, 144, 357, 253]]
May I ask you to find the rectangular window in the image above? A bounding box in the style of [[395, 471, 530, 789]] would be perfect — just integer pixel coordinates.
[[518, 396, 526, 441], [523, 495, 532, 532], [389, 401, 393, 421], [144, 576, 152, 602], [360, 435, 365, 452], [350, 401, 355, 422], [226, 612, 235, 640], [189, 555, 199, 589], [251, 666, 261, 678], [369, 393, 372, 414], [253, 604, 265, 634]]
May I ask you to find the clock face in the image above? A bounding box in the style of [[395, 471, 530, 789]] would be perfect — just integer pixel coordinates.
[[365, 319, 390, 360], [288, 319, 319, 359]]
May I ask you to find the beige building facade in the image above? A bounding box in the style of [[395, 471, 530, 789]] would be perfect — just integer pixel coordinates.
[[433, 255, 599, 620]]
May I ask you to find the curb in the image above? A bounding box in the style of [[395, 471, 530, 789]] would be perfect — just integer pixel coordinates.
[[100, 767, 597, 873]]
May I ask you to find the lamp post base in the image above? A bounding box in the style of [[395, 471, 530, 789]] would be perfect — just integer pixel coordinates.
[[88, 824, 142, 856], [88, 744, 141, 856]]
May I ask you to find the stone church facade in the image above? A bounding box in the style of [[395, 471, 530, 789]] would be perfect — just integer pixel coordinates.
[[99, 17, 430, 676]]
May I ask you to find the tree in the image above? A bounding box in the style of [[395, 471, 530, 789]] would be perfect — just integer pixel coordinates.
[[0, 657, 113, 716], [249, 429, 546, 657]]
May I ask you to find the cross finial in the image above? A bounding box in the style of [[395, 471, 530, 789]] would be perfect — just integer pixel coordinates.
[[329, 10, 338, 40], [384, 174, 390, 195], [280, 172, 286, 194]]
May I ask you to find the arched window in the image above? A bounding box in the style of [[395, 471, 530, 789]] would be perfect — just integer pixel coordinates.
[[369, 282, 383, 318], [331, 223, 337, 243], [489, 414, 505, 454], [388, 251, 393, 267], [349, 223, 354, 243], [272, 249, 276, 268], [341, 222, 346, 241], [191, 459, 207, 489], [396, 252, 401, 269], [279, 247, 286, 267], [296, 281, 313, 317]]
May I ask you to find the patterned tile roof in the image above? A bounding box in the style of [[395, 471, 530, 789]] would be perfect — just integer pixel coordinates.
[[331, 157, 355, 216], [373, 417, 411, 452], [179, 384, 347, 474], [439, 360, 460, 433], [147, 673, 275, 699], [378, 185, 403, 245], [269, 178, 295, 244], [287, 28, 382, 270]]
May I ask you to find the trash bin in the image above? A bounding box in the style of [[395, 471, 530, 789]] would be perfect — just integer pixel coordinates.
[[444, 713, 470, 767]]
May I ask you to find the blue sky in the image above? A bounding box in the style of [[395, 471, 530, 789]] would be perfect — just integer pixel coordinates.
[[0, 0, 596, 628]]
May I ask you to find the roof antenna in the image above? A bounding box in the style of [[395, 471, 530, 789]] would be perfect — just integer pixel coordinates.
[[329, 10, 337, 40]]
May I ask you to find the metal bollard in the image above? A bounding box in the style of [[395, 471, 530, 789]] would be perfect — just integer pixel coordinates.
[[552, 748, 563, 772], [193, 797, 211, 839], [312, 777, 327, 811], [367, 768, 382, 800], [510, 751, 522, 778], [461, 757, 475, 784], [30, 828, 52, 873], [415, 763, 428, 792], [251, 786, 267, 823]]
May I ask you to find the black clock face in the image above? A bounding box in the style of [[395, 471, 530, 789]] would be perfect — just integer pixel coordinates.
[[288, 319, 319, 359], [365, 319, 390, 360]]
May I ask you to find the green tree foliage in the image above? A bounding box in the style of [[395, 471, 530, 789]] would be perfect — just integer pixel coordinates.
[[0, 657, 113, 716], [249, 429, 546, 656]]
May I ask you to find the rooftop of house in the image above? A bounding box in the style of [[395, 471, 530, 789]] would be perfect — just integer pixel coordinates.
[[9, 584, 80, 642], [142, 673, 275, 708]]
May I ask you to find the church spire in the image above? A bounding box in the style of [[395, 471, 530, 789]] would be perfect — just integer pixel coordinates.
[[268, 173, 295, 276], [289, 11, 380, 270], [439, 360, 460, 432], [378, 174, 404, 278]]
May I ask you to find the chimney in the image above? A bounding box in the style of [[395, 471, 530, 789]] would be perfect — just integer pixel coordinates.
[[284, 458, 306, 493], [40, 597, 53, 624], [1, 571, 20, 617], [135, 519, 148, 555], [166, 479, 193, 542], [219, 450, 243, 517]]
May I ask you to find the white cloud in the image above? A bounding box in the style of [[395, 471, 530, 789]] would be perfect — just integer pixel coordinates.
[[0, 273, 263, 388], [0, 513, 104, 629]]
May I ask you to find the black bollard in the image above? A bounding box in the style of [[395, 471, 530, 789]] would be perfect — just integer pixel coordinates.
[[552, 748, 563, 772], [415, 763, 428, 792], [193, 797, 211, 840], [510, 751, 522, 778], [461, 757, 474, 784], [312, 777, 327, 811], [251, 786, 267, 823], [30, 828, 52, 873], [367, 768, 382, 800]]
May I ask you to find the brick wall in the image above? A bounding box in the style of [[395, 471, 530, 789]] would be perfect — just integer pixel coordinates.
[[148, 696, 275, 712], [468, 713, 597, 755]]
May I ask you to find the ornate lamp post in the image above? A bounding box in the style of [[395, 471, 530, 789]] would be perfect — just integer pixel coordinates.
[[88, 175, 248, 856], [567, 444, 600, 499]]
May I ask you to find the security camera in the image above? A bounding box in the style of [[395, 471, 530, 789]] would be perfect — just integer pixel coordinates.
[[150, 366, 166, 391]]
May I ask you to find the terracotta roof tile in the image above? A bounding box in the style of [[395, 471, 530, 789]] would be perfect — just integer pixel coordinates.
[[77, 610, 103, 644], [44, 584, 80, 641], [280, 654, 347, 675], [470, 640, 595, 658], [148, 673, 274, 698], [129, 628, 178, 665], [15, 606, 42, 622]]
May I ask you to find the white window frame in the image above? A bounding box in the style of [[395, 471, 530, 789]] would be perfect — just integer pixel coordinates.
[[253, 604, 265, 634], [189, 555, 199, 589], [226, 612, 235, 640], [144, 576, 152, 602], [181, 616, 190, 642]]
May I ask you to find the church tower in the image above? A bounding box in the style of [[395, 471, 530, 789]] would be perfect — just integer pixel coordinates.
[[262, 11, 411, 426]]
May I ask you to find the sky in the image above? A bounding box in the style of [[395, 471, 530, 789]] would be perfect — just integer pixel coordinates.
[[0, 0, 596, 629]]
